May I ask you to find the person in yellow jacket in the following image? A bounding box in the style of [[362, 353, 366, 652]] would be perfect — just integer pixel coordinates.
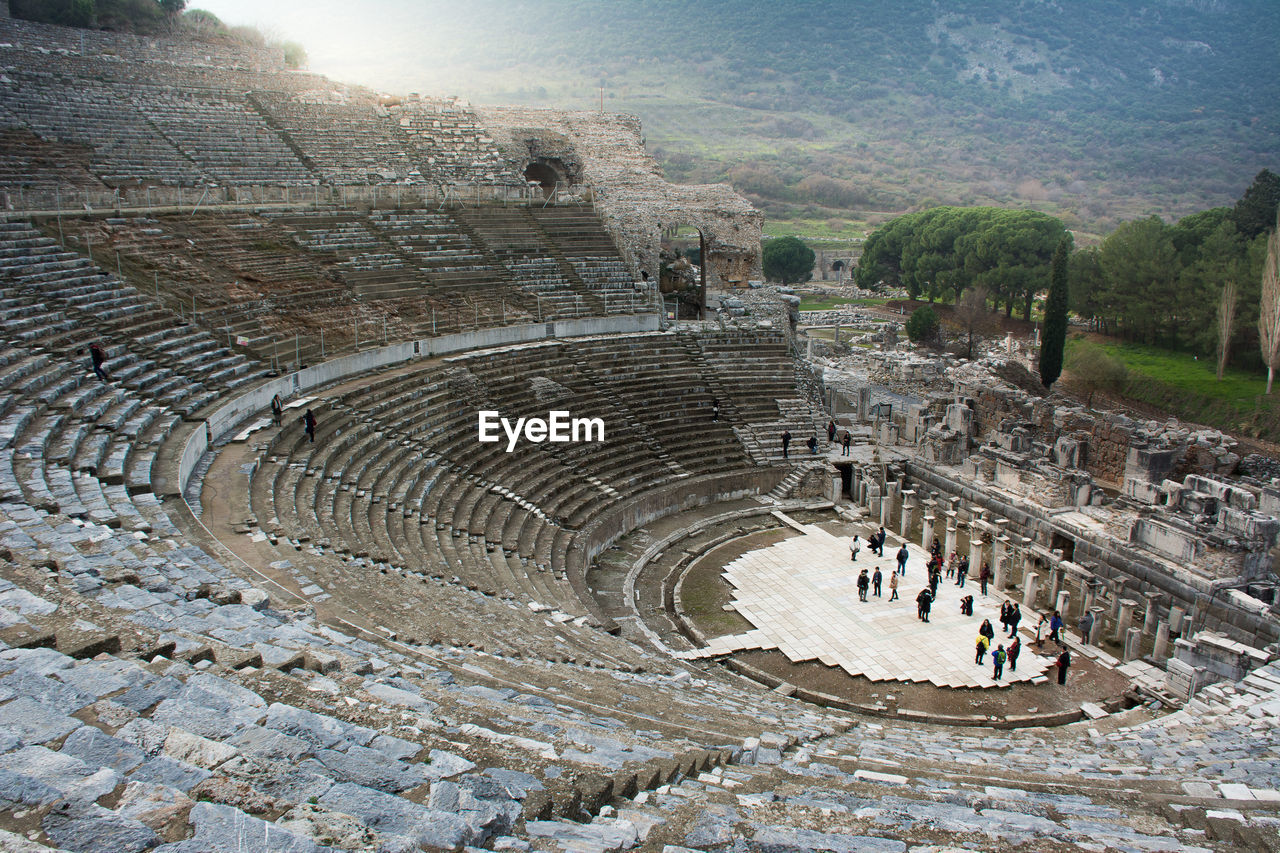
[[975, 633, 990, 664]]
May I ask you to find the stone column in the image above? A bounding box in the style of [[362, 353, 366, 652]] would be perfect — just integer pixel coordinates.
[[880, 487, 894, 527], [921, 514, 935, 552], [1054, 590, 1070, 620], [1086, 605, 1106, 645], [1169, 604, 1186, 637], [1114, 598, 1139, 644], [1074, 575, 1091, 621], [1143, 592, 1162, 633], [1019, 538, 1034, 578], [1153, 619, 1170, 661], [1047, 564, 1064, 606], [943, 520, 957, 558], [969, 537, 985, 576], [1022, 572, 1039, 610], [899, 493, 915, 540], [1107, 581, 1124, 622], [1188, 594, 1208, 637], [992, 536, 1011, 590], [1081, 579, 1098, 614], [1124, 627, 1143, 662]]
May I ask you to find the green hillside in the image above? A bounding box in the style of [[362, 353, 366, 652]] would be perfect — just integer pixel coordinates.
[[348, 0, 1280, 240]]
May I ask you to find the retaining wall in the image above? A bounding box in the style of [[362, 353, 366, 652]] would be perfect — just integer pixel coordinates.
[[174, 315, 660, 495]]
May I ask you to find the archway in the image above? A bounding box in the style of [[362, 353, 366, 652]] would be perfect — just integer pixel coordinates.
[[523, 159, 567, 198], [659, 222, 706, 320]]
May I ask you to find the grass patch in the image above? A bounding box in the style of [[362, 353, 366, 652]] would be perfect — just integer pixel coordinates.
[[764, 217, 869, 243], [1068, 337, 1266, 400], [680, 557, 753, 638], [1066, 336, 1280, 440], [799, 296, 891, 311]]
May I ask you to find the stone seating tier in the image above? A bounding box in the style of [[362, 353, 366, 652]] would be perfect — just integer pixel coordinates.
[[0, 39, 522, 189], [0, 286, 1276, 847]]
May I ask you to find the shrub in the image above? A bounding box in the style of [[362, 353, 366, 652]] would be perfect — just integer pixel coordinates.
[[905, 305, 939, 344]]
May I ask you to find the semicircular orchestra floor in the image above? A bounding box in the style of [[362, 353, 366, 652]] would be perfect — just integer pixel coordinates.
[[679, 516, 1054, 689]]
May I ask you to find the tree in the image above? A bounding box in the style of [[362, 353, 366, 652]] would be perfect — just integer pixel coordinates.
[[856, 207, 1066, 317], [1217, 280, 1238, 381], [1039, 238, 1070, 389], [1097, 216, 1178, 346], [1066, 343, 1128, 408], [1067, 246, 1103, 331], [66, 0, 94, 26], [762, 236, 815, 285], [1232, 169, 1280, 240], [905, 305, 939, 345], [280, 40, 308, 70], [181, 8, 224, 37], [951, 284, 996, 359], [1260, 211, 1280, 394], [158, 0, 186, 14], [1180, 219, 1249, 362]]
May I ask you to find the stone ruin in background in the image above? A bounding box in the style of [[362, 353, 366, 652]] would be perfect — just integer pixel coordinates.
[[812, 326, 1280, 704]]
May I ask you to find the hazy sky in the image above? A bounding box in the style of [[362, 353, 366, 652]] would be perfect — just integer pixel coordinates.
[[189, 0, 483, 94]]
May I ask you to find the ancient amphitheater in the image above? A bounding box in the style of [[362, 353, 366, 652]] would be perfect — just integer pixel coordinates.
[[0, 9, 1277, 853]]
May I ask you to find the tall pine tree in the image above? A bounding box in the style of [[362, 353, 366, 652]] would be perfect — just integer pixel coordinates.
[[1039, 237, 1070, 389]]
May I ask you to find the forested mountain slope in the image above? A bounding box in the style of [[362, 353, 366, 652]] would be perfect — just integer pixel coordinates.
[[339, 0, 1278, 236]]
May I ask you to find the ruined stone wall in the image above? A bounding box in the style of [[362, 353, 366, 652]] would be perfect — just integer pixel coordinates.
[[477, 106, 763, 291], [959, 373, 1237, 487], [1084, 417, 1134, 485], [967, 385, 1033, 438]]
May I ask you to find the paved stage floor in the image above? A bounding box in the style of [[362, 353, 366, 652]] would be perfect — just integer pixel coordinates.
[[679, 515, 1055, 689]]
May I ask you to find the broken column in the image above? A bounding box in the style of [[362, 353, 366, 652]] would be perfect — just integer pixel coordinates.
[[1054, 589, 1070, 619], [1114, 598, 1138, 644], [1143, 592, 1162, 633], [899, 492, 915, 539], [1124, 627, 1143, 662], [921, 513, 935, 552], [881, 482, 897, 527], [1074, 574, 1092, 621], [1153, 619, 1170, 661], [944, 517, 957, 558], [1081, 578, 1099, 614], [1169, 604, 1186, 638], [969, 536, 985, 576], [1022, 572, 1039, 609], [993, 535, 1011, 590], [1086, 605, 1106, 645]]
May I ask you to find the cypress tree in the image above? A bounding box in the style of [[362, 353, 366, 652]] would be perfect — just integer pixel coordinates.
[[1039, 237, 1070, 388]]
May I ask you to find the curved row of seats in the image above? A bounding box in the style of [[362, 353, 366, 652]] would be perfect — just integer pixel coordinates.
[[0, 22, 519, 190], [0, 221, 266, 526], [0, 215, 868, 846], [85, 207, 651, 370], [250, 331, 783, 627]]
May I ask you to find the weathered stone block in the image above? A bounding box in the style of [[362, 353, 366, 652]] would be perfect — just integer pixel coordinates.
[[576, 772, 613, 814]]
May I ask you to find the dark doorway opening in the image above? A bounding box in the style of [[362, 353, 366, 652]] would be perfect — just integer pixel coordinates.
[[1050, 532, 1075, 563], [523, 160, 565, 197], [835, 461, 853, 497]]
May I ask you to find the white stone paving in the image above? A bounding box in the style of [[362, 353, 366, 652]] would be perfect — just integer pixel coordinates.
[[680, 517, 1055, 688]]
